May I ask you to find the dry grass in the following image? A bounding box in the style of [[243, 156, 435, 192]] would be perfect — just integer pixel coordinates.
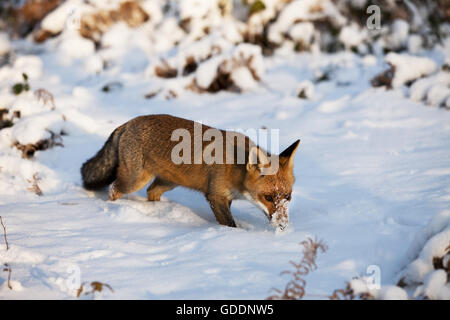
[[34, 88, 55, 110], [266, 236, 379, 300], [27, 172, 43, 196], [2, 263, 12, 290], [144, 89, 162, 99], [0, 216, 11, 290], [329, 281, 374, 300], [0, 216, 9, 251], [77, 281, 114, 298], [268, 237, 328, 300]]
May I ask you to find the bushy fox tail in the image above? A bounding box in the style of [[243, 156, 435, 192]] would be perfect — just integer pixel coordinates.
[[81, 128, 122, 190]]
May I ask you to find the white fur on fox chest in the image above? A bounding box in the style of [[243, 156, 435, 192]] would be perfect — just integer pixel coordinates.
[[232, 190, 269, 216]]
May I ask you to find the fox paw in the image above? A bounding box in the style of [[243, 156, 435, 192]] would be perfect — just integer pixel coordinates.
[[109, 183, 122, 201]]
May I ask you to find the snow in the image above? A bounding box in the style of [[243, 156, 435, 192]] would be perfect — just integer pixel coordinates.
[[57, 31, 96, 61], [233, 43, 264, 77], [296, 80, 314, 99], [339, 23, 367, 50], [407, 35, 423, 54], [349, 279, 368, 296], [385, 53, 438, 88], [195, 55, 224, 89], [12, 55, 43, 81], [140, 0, 163, 26], [289, 22, 315, 47], [410, 73, 450, 102], [193, 43, 263, 91], [0, 0, 449, 300], [268, 0, 346, 44], [377, 286, 408, 300], [231, 66, 258, 91], [0, 32, 11, 56], [426, 85, 450, 107], [422, 270, 450, 300], [386, 19, 409, 50], [11, 111, 65, 145], [404, 210, 450, 261], [41, 0, 97, 34]]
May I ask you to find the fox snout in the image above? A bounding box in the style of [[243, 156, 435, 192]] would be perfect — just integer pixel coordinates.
[[244, 139, 300, 231], [266, 197, 290, 231]]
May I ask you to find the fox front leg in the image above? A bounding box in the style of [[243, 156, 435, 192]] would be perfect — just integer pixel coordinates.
[[206, 194, 237, 228]]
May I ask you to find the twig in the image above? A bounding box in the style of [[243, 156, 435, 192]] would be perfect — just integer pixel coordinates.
[[0, 216, 8, 250], [3, 263, 12, 290]]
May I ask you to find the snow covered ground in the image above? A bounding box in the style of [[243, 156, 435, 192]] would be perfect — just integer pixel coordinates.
[[0, 0, 450, 300]]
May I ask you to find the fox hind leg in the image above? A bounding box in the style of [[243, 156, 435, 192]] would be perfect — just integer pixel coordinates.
[[109, 165, 153, 201], [147, 177, 177, 201]]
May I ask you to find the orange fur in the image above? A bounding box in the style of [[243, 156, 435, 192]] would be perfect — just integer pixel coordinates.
[[81, 114, 300, 229]]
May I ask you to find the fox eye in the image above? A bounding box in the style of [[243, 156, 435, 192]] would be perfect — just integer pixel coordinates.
[[264, 195, 274, 202]]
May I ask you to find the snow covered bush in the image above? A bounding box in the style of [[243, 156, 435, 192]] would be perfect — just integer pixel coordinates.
[[372, 54, 450, 109], [3, 0, 448, 55], [148, 39, 264, 93], [384, 53, 437, 88], [332, 210, 450, 300], [372, 53, 438, 89], [2, 0, 447, 98], [191, 43, 264, 92], [397, 210, 450, 299], [410, 65, 450, 109], [0, 55, 67, 160]]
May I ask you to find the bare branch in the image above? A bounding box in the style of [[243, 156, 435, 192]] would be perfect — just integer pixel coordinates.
[[0, 216, 9, 250]]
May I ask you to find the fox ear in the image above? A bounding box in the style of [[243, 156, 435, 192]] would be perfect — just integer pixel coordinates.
[[279, 139, 300, 168], [246, 146, 270, 173]]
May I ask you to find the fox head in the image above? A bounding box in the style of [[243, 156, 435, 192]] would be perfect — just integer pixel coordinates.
[[243, 139, 300, 231]]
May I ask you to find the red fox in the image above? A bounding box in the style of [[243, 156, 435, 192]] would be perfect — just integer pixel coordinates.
[[81, 114, 300, 230]]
